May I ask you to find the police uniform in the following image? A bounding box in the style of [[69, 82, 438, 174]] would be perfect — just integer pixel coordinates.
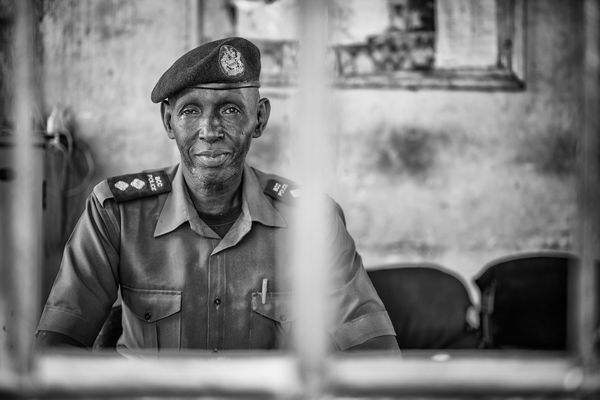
[[37, 164, 395, 351], [36, 37, 396, 351]]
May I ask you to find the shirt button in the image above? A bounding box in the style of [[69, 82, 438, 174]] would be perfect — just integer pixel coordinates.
[[214, 297, 222, 306], [144, 312, 151, 321]]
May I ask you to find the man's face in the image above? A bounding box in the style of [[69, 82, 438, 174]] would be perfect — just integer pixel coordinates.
[[163, 87, 269, 187]]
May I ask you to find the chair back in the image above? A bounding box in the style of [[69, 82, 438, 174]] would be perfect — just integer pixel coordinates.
[[368, 263, 479, 349], [474, 252, 577, 349]]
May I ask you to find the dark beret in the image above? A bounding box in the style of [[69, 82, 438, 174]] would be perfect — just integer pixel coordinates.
[[151, 37, 261, 103]]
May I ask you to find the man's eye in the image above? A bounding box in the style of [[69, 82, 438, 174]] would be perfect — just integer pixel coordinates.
[[181, 108, 199, 116], [223, 106, 240, 115]]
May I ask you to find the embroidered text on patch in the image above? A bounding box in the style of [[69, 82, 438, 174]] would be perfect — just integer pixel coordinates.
[[264, 179, 299, 205], [219, 45, 245, 77]]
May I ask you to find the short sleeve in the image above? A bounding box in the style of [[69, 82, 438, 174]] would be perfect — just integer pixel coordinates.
[[36, 190, 120, 347], [325, 203, 396, 350]]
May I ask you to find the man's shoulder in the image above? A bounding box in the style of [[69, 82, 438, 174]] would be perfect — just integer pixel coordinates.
[[93, 165, 178, 206], [249, 166, 346, 224], [250, 167, 301, 206]]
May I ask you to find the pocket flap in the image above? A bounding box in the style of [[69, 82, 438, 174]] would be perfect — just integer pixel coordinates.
[[121, 286, 181, 323], [251, 292, 293, 323]]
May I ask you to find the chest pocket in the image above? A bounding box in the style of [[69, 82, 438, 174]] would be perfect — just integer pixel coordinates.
[[121, 286, 182, 350], [250, 292, 294, 350]]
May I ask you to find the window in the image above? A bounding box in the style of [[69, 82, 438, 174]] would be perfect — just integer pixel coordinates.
[[216, 0, 525, 89]]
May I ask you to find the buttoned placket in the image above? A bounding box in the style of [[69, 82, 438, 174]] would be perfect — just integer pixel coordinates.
[[207, 248, 226, 351], [206, 213, 253, 351]]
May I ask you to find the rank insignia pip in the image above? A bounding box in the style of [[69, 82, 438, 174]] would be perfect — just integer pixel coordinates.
[[107, 170, 172, 203], [264, 179, 300, 205]]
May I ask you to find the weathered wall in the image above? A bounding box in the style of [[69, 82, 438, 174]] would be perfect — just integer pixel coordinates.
[[39, 0, 581, 297], [41, 0, 199, 177], [331, 0, 580, 280]]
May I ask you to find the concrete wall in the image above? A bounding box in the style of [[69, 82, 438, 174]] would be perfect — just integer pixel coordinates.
[[39, 0, 581, 296], [41, 0, 198, 176], [330, 0, 580, 281]]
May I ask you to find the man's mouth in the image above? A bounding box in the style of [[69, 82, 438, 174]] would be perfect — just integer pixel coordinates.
[[194, 150, 230, 167]]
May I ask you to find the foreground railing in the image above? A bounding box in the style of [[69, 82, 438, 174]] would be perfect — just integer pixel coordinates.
[[0, 351, 598, 399]]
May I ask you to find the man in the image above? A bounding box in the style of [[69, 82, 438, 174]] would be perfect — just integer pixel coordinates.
[[36, 37, 398, 352]]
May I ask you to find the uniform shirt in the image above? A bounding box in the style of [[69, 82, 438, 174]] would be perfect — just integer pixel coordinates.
[[37, 164, 395, 352]]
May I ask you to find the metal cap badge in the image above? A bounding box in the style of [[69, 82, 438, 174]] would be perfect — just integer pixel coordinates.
[[219, 45, 245, 77]]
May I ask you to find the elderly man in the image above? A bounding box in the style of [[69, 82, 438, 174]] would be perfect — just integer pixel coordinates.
[[36, 37, 398, 352]]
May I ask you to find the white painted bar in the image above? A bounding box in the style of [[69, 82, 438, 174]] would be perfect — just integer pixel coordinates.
[[290, 0, 334, 398], [1, 0, 41, 379], [329, 352, 597, 396], [4, 353, 299, 398], [0, 353, 598, 398], [575, 0, 600, 372]]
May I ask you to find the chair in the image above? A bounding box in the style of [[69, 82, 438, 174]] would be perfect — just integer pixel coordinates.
[[367, 263, 480, 349], [474, 251, 577, 350]]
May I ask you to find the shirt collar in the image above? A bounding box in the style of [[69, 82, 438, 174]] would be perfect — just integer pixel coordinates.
[[154, 164, 286, 238]]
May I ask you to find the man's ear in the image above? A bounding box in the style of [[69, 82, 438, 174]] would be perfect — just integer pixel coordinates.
[[253, 97, 271, 138], [161, 101, 175, 139]]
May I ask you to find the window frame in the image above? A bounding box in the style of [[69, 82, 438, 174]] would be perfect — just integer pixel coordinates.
[[217, 0, 527, 90], [1, 0, 598, 398]]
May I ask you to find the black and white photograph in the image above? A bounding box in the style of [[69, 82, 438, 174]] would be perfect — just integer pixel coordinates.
[[0, 0, 598, 398]]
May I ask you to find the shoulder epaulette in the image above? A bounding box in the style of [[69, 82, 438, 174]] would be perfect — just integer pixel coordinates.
[[106, 170, 172, 203], [264, 179, 301, 205]]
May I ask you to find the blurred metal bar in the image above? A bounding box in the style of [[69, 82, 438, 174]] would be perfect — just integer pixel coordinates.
[[575, 0, 600, 376], [4, 353, 301, 398], [0, 0, 41, 379], [291, 0, 333, 398], [0, 353, 597, 398], [330, 352, 599, 397]]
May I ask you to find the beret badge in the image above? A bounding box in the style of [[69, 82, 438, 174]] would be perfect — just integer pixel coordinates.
[[219, 45, 245, 77]]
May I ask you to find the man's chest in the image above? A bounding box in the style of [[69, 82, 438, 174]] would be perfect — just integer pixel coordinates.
[[116, 221, 293, 350]]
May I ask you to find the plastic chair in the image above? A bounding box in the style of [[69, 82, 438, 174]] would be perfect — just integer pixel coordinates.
[[474, 251, 577, 350], [367, 263, 480, 349]]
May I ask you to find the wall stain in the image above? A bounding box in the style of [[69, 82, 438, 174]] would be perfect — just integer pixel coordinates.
[[514, 127, 577, 176], [375, 126, 445, 178], [94, 1, 135, 40]]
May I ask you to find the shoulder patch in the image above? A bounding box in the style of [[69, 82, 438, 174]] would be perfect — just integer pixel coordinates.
[[264, 179, 301, 205], [107, 170, 172, 203]]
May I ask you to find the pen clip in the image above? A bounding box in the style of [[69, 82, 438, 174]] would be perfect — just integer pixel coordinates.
[[261, 278, 268, 305]]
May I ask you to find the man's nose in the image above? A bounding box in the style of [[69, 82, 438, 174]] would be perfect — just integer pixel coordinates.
[[197, 116, 223, 143]]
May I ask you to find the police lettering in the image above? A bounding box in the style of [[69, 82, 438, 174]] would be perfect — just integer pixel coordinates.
[[271, 182, 288, 197], [278, 183, 288, 196], [147, 174, 164, 192]]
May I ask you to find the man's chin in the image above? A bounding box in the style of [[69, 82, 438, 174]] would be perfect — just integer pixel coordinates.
[[187, 165, 239, 186]]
